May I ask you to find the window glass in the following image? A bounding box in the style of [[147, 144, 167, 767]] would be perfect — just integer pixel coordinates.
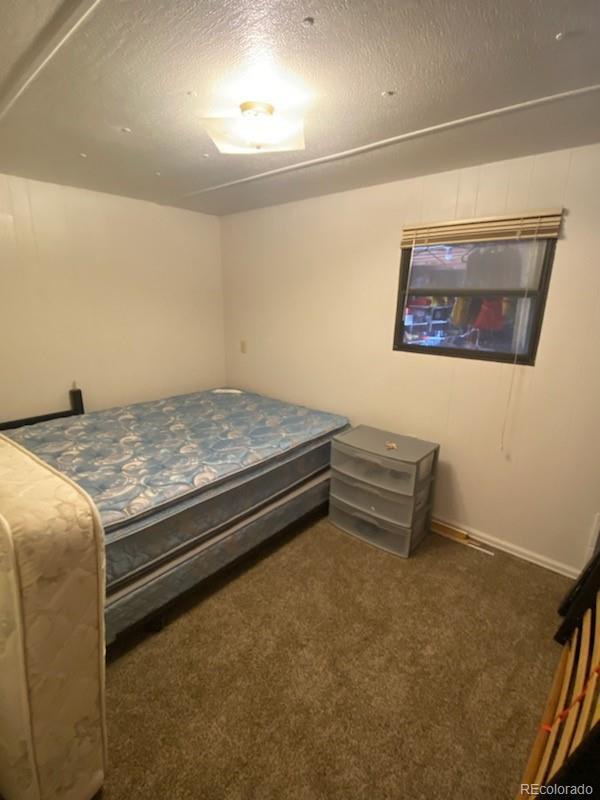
[[408, 240, 545, 292], [394, 236, 556, 364], [402, 295, 535, 355]]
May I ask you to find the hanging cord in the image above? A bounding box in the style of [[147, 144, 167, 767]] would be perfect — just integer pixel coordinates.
[[500, 165, 539, 456], [500, 292, 526, 455], [500, 230, 536, 454]]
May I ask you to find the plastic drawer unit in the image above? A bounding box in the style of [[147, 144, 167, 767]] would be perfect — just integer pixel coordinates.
[[329, 425, 439, 557], [330, 471, 431, 527], [329, 498, 430, 558]]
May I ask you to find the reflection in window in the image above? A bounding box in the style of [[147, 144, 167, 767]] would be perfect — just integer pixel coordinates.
[[394, 239, 556, 365], [403, 295, 533, 353]]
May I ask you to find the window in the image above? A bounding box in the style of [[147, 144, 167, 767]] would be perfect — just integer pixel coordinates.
[[393, 213, 560, 365]]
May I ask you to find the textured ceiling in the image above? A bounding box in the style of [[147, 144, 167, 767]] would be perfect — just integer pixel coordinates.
[[0, 0, 599, 215]]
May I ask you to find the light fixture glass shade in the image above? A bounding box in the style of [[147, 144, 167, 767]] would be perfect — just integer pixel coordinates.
[[201, 114, 305, 154]]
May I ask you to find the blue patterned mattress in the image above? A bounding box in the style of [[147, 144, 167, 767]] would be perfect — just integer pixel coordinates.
[[6, 389, 348, 591]]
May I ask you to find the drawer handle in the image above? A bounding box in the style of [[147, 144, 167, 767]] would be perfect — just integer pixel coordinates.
[[331, 496, 379, 526], [332, 471, 388, 498]]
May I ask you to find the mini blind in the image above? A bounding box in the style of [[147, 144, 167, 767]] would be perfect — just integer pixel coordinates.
[[401, 209, 563, 248]]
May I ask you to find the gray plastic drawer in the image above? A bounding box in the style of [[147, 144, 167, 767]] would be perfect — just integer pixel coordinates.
[[332, 440, 419, 495], [334, 426, 438, 485], [417, 451, 435, 482], [330, 469, 431, 527], [329, 498, 429, 558]]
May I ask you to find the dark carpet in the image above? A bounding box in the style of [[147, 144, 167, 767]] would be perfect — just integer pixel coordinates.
[[103, 515, 571, 800]]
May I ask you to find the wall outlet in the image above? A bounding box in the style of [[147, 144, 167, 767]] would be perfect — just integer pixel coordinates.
[[240, 339, 247, 354]]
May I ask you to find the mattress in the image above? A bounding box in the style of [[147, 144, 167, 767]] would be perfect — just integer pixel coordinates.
[[6, 389, 348, 593], [0, 435, 106, 800], [104, 473, 330, 643]]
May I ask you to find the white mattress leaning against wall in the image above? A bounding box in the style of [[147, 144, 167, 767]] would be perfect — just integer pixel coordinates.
[[0, 435, 106, 800]]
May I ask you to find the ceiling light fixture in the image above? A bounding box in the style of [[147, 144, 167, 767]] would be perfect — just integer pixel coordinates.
[[201, 99, 305, 154], [240, 100, 274, 117], [203, 59, 311, 153], [121, 126, 132, 133]]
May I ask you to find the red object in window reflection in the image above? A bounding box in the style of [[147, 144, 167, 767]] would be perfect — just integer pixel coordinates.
[[474, 298, 504, 331]]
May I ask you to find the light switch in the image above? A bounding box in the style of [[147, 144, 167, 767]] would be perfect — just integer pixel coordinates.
[[240, 340, 247, 354]]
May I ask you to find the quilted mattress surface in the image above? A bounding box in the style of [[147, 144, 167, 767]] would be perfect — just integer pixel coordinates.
[[0, 435, 106, 800], [6, 389, 348, 530]]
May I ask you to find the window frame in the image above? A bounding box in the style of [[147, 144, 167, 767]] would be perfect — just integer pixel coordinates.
[[392, 238, 557, 366]]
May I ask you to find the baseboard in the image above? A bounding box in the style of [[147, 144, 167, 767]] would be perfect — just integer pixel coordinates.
[[431, 515, 580, 580]]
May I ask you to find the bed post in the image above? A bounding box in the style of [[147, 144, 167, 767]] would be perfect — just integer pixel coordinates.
[[70, 387, 85, 415]]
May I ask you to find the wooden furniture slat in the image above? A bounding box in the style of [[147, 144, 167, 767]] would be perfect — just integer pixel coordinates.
[[516, 645, 569, 798], [519, 586, 600, 793], [571, 593, 600, 752], [534, 628, 578, 785], [593, 682, 600, 728], [591, 596, 600, 728], [549, 610, 591, 776]]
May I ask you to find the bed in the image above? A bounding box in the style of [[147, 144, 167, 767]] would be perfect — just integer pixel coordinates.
[[2, 388, 348, 643]]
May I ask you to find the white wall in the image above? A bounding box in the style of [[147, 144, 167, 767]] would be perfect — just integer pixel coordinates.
[[0, 173, 225, 418], [221, 143, 600, 577], [2, 148, 598, 576]]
